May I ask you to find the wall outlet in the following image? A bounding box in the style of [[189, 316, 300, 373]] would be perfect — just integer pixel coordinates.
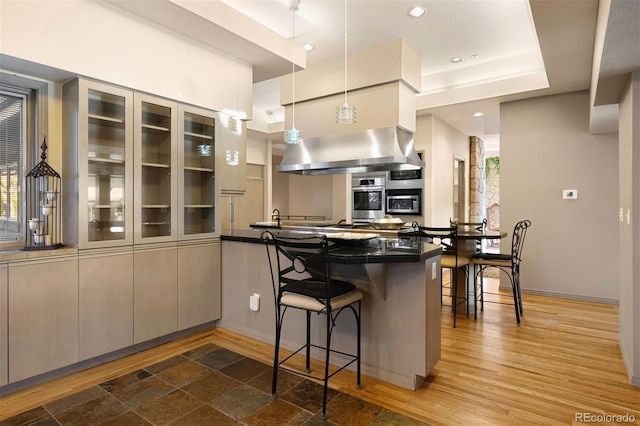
[[431, 261, 437, 280], [249, 293, 260, 312]]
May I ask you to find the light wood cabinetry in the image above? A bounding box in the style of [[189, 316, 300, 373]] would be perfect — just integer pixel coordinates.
[[8, 256, 79, 383], [178, 105, 218, 239], [0, 77, 227, 389], [218, 115, 247, 196], [133, 246, 178, 344], [178, 240, 221, 330], [0, 263, 7, 386], [134, 94, 178, 243], [63, 79, 134, 249], [79, 249, 134, 361]]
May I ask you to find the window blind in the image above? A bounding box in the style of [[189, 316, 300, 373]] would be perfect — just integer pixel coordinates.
[[0, 93, 24, 240]]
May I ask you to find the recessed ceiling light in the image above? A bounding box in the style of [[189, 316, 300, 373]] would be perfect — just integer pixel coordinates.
[[471, 54, 479, 59], [472, 112, 484, 117], [408, 6, 426, 18], [303, 43, 315, 52], [450, 57, 463, 63]]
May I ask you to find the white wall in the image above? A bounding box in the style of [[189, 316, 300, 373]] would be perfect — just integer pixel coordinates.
[[618, 70, 640, 386], [500, 91, 619, 301], [0, 0, 252, 118], [415, 114, 470, 227]]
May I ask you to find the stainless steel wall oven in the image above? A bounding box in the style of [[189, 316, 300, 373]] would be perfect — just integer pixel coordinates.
[[352, 175, 385, 221]]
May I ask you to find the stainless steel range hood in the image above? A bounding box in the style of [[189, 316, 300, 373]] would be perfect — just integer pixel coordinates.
[[276, 126, 424, 175]]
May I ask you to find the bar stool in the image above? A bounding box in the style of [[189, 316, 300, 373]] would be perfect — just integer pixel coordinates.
[[261, 230, 363, 419]]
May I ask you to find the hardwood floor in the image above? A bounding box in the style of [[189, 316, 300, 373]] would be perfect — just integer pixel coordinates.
[[1, 278, 639, 425]]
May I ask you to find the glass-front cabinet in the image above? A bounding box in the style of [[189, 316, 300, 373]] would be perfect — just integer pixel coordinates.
[[134, 94, 178, 243], [178, 105, 217, 239], [64, 79, 221, 248], [63, 79, 134, 248]]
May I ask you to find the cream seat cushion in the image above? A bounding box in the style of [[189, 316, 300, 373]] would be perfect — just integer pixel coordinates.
[[281, 290, 364, 313]]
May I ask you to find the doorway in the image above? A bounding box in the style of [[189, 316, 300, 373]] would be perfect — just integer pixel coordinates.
[[453, 158, 465, 222]]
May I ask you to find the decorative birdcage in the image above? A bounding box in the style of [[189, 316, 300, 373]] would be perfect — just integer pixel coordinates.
[[24, 138, 63, 250]]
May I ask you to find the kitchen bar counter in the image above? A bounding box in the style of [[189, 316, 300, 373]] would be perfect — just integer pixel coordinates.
[[221, 228, 441, 264], [220, 228, 442, 390]]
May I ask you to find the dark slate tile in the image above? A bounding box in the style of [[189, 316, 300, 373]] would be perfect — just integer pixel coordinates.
[[195, 348, 245, 371], [102, 375, 175, 409], [143, 355, 189, 374], [369, 409, 429, 425], [219, 357, 271, 383], [0, 406, 58, 426], [325, 392, 382, 426], [43, 386, 107, 415], [100, 370, 153, 394], [180, 370, 241, 404], [52, 393, 129, 426], [170, 405, 237, 426], [209, 383, 271, 421], [97, 410, 151, 425], [247, 368, 304, 395], [155, 360, 212, 388], [181, 343, 221, 360], [134, 389, 203, 426], [302, 415, 338, 425], [243, 399, 312, 426], [280, 380, 339, 415]]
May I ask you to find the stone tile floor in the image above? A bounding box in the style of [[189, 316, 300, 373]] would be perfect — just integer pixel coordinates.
[[0, 343, 426, 425]]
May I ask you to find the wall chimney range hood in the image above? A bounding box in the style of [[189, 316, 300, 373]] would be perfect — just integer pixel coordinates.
[[276, 126, 424, 175]]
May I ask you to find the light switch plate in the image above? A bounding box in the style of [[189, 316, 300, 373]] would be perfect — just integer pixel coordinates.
[[562, 189, 578, 199], [431, 262, 437, 280]]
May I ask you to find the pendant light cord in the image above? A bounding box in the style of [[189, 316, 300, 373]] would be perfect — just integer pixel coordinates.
[[343, 0, 348, 104], [291, 4, 296, 130]]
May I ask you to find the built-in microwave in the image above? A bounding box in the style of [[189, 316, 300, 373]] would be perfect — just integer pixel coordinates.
[[386, 188, 421, 215], [388, 152, 423, 182]]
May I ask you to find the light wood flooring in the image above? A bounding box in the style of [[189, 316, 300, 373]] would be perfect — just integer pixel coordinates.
[[1, 278, 639, 425]]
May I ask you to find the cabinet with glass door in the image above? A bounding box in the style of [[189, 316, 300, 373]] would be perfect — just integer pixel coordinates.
[[178, 105, 218, 239], [63, 79, 134, 248], [134, 94, 178, 243]]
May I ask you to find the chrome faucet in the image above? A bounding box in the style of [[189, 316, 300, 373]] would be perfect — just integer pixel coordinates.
[[272, 208, 281, 228]]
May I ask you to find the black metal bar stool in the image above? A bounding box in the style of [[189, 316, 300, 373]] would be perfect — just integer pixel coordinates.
[[262, 230, 363, 419]]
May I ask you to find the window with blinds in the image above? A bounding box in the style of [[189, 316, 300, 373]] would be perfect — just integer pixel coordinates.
[[0, 92, 25, 241]]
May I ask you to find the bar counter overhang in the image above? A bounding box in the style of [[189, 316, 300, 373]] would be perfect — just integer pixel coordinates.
[[220, 228, 442, 390]]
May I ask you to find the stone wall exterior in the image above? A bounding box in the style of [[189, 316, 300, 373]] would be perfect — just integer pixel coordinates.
[[469, 136, 486, 222], [485, 159, 501, 230]]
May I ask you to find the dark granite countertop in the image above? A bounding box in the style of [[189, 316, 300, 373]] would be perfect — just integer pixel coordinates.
[[221, 228, 441, 264]]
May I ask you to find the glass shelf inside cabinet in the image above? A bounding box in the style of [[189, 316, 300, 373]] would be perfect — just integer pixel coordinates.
[[88, 89, 126, 162], [86, 89, 127, 243], [87, 172, 125, 242], [182, 111, 215, 235], [141, 101, 173, 238]]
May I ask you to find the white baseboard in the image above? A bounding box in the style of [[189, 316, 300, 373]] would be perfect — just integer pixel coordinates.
[[618, 334, 640, 388], [512, 287, 619, 305]]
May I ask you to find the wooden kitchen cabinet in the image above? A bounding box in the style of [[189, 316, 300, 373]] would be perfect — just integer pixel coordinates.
[[63, 78, 134, 249], [177, 240, 221, 330], [133, 246, 178, 343], [178, 105, 219, 239], [134, 94, 178, 243], [218, 114, 247, 196], [79, 249, 134, 361], [0, 263, 7, 386], [8, 256, 79, 383]]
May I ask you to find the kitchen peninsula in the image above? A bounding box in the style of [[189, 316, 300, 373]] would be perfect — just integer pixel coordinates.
[[220, 226, 442, 390]]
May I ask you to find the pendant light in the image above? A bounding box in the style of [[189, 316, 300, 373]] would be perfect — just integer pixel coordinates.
[[336, 0, 356, 125], [284, 0, 302, 144]]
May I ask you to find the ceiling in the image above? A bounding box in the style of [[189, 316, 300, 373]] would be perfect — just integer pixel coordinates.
[[240, 0, 599, 153]]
